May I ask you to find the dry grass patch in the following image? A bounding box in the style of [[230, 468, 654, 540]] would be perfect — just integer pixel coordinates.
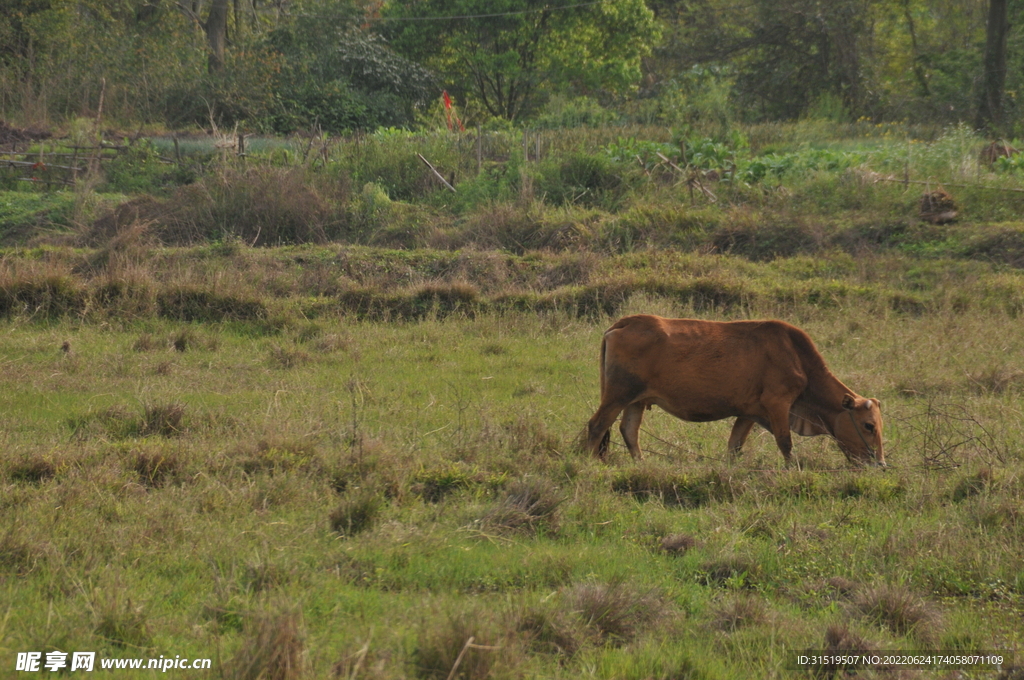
[[660, 533, 697, 555]]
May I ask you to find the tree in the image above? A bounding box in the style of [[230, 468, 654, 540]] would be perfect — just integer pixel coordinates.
[[976, 0, 1009, 130], [204, 0, 229, 72], [383, 0, 660, 121]]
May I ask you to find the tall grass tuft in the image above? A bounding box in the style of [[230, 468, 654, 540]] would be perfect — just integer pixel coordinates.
[[226, 609, 305, 680], [329, 493, 383, 537], [480, 477, 562, 535], [853, 584, 939, 640], [565, 581, 664, 644], [412, 610, 503, 680]]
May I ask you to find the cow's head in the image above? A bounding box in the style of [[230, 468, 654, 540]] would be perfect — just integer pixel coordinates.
[[834, 395, 885, 466]]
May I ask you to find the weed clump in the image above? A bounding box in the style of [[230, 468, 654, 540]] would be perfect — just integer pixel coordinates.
[[480, 478, 562, 536], [9, 455, 59, 483], [853, 584, 939, 639], [710, 594, 768, 632], [699, 554, 761, 589], [132, 447, 184, 488], [565, 581, 664, 644], [94, 594, 152, 649], [951, 468, 993, 502], [514, 605, 586, 658], [329, 494, 383, 537], [412, 610, 502, 680]]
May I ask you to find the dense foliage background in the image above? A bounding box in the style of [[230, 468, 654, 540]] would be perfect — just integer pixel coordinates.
[[1, 0, 1022, 133]]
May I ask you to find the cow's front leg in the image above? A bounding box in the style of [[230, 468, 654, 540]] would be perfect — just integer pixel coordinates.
[[619, 402, 646, 460]]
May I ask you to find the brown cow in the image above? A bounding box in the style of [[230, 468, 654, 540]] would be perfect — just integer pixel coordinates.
[[586, 315, 884, 466]]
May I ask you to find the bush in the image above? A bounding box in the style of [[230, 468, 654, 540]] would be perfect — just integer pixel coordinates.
[[159, 167, 349, 245], [533, 152, 634, 209]]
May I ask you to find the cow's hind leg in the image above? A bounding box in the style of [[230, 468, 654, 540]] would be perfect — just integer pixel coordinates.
[[727, 417, 756, 458], [586, 403, 624, 461], [619, 402, 645, 460]]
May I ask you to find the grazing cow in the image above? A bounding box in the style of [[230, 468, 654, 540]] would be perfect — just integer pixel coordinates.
[[586, 315, 884, 466]]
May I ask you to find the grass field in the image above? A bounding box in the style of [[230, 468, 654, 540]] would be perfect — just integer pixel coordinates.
[[1, 262, 1022, 678], [2, 121, 1024, 678]]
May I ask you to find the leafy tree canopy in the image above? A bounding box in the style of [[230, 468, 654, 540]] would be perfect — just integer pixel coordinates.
[[382, 0, 660, 121]]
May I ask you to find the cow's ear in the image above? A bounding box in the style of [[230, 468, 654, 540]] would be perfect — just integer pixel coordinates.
[[869, 398, 880, 409], [842, 394, 856, 410]]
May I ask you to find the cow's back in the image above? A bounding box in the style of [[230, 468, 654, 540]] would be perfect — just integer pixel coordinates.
[[602, 315, 812, 420]]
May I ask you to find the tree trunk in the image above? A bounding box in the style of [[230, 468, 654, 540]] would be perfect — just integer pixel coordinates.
[[976, 0, 1009, 131], [205, 0, 230, 72]]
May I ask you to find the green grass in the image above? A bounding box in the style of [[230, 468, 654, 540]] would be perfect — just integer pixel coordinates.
[[1, 288, 1022, 677], [1, 121, 1023, 677]]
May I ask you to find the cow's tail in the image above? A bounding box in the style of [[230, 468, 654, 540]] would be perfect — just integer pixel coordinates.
[[598, 331, 608, 400]]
